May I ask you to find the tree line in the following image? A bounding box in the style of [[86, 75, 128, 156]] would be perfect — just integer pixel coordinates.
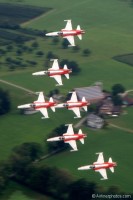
[[0, 88, 11, 115], [0, 141, 131, 200]]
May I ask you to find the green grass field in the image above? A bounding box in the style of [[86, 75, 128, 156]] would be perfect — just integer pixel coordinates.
[[0, 0, 133, 197], [0, 181, 54, 200]]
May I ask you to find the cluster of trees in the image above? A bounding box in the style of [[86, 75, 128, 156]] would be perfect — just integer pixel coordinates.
[[0, 88, 11, 115], [44, 57, 81, 75], [46, 124, 69, 152], [111, 83, 125, 106], [51, 37, 91, 56], [60, 59, 81, 75], [0, 39, 81, 74], [0, 41, 43, 70]]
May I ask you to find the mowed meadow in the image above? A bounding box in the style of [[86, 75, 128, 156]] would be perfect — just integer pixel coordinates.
[[0, 0, 133, 198]]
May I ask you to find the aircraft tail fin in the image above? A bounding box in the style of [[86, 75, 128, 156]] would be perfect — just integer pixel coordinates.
[[82, 97, 86, 102], [49, 97, 54, 103], [110, 167, 114, 173], [64, 64, 68, 70], [77, 25, 81, 30], [78, 129, 83, 135], [109, 157, 113, 163]]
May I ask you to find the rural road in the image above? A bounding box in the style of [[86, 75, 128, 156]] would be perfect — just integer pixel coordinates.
[[109, 123, 133, 134], [1, 79, 133, 134], [0, 79, 35, 94]]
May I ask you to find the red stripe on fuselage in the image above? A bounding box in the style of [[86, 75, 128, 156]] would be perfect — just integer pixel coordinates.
[[61, 29, 84, 37], [64, 134, 85, 142], [48, 69, 71, 76], [33, 102, 55, 109], [93, 162, 115, 170], [67, 101, 88, 108]]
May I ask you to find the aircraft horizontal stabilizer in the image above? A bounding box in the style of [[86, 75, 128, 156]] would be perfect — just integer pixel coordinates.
[[51, 106, 55, 112], [64, 73, 69, 79], [79, 138, 84, 144], [83, 106, 87, 112], [77, 34, 82, 40], [109, 167, 114, 173]]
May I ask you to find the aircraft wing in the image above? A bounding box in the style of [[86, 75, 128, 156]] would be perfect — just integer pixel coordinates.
[[95, 168, 108, 180], [69, 91, 78, 102], [96, 152, 104, 163], [39, 108, 49, 118], [69, 107, 81, 118], [37, 92, 45, 102], [64, 20, 72, 30], [65, 140, 78, 151], [51, 59, 59, 70], [65, 124, 74, 135], [52, 75, 63, 85], [63, 35, 75, 46]]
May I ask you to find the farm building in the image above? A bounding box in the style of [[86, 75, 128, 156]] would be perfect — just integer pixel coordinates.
[[74, 85, 104, 104], [99, 98, 121, 116], [86, 113, 104, 129], [122, 96, 133, 106]]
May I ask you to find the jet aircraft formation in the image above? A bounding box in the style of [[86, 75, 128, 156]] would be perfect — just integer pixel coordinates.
[[17, 20, 117, 180]]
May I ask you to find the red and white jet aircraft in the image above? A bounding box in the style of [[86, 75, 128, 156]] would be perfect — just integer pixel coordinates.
[[47, 124, 87, 151], [17, 92, 56, 119], [45, 19, 85, 47], [32, 59, 72, 86], [56, 91, 89, 118], [78, 152, 117, 180]]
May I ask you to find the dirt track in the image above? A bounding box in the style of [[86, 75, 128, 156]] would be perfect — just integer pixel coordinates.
[[0, 79, 35, 94], [109, 123, 133, 134]]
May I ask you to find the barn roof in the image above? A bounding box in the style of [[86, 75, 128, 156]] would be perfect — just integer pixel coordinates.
[[74, 86, 104, 101]]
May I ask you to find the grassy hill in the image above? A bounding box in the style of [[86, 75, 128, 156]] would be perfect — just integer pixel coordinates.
[[0, 0, 133, 197]]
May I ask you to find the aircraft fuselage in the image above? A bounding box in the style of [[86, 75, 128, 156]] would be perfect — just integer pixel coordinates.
[[32, 101, 56, 110], [48, 69, 72, 76], [46, 29, 85, 37], [47, 133, 86, 142], [65, 101, 88, 108], [93, 162, 117, 171]]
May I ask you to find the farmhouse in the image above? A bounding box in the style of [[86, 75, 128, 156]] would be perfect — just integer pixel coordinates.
[[86, 113, 104, 129], [74, 85, 104, 104], [122, 96, 133, 106], [99, 97, 121, 116]]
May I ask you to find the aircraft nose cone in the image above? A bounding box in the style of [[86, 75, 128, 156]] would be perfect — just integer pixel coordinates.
[[47, 138, 52, 142], [17, 103, 31, 109], [32, 71, 46, 76], [45, 32, 58, 36], [45, 33, 51, 36], [78, 165, 91, 170]]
